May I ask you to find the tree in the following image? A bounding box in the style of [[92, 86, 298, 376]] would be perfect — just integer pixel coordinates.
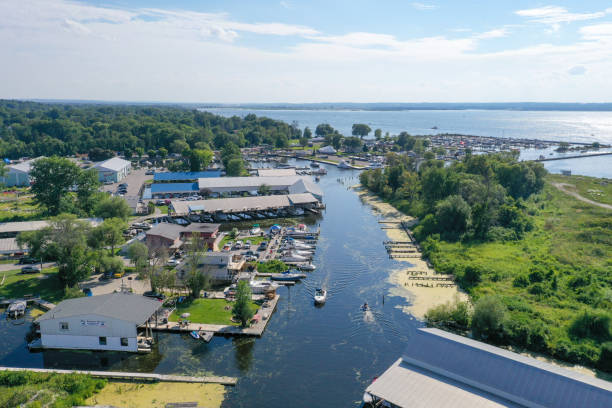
[[88, 147, 114, 162], [315, 123, 334, 137], [75, 169, 101, 216], [343, 136, 363, 152], [472, 295, 506, 341], [189, 149, 213, 172], [91, 218, 127, 255], [30, 157, 81, 215], [331, 133, 343, 150], [374, 128, 382, 140], [170, 139, 189, 154], [258, 184, 271, 195], [94, 196, 131, 220], [99, 255, 124, 278], [127, 241, 149, 273], [352, 123, 372, 139], [232, 280, 254, 327], [184, 233, 210, 298], [226, 158, 245, 176], [158, 147, 168, 159], [435, 195, 471, 236], [299, 137, 309, 148], [303, 127, 312, 139]]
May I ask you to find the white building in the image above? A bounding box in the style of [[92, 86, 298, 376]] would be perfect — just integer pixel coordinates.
[[177, 252, 245, 283], [0, 157, 43, 186], [36, 293, 161, 353], [318, 145, 337, 154], [197, 175, 323, 201], [92, 157, 131, 183]]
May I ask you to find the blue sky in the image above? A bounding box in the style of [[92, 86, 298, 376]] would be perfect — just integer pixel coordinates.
[[1, 0, 612, 102]]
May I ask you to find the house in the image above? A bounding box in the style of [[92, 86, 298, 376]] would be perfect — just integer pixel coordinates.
[[36, 293, 162, 353], [318, 145, 337, 154], [1, 157, 43, 186], [92, 157, 131, 182], [145, 222, 220, 251], [364, 327, 612, 408], [176, 251, 246, 283]]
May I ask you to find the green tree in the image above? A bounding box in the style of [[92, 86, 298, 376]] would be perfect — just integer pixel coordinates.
[[374, 128, 382, 140], [258, 184, 271, 195], [91, 218, 127, 255], [30, 157, 80, 215], [352, 123, 372, 139], [45, 214, 92, 287], [343, 136, 363, 152], [299, 136, 309, 148], [184, 233, 210, 298], [189, 149, 214, 172], [331, 133, 343, 150], [99, 255, 124, 278], [472, 295, 506, 341], [315, 123, 335, 137], [226, 158, 245, 176], [303, 127, 312, 139], [232, 280, 254, 327], [75, 168, 101, 216], [170, 139, 190, 154], [94, 196, 131, 220], [127, 241, 149, 273], [435, 195, 472, 236]]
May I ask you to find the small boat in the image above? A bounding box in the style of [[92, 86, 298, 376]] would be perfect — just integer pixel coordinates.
[[281, 252, 308, 262], [7, 300, 27, 318], [250, 224, 261, 235], [298, 262, 316, 271], [270, 271, 306, 282], [315, 176, 320, 182], [338, 160, 352, 169], [199, 331, 214, 343], [190, 330, 200, 340], [431, 126, 438, 130], [314, 288, 327, 304], [248, 280, 279, 294], [310, 162, 320, 168], [361, 302, 369, 311]]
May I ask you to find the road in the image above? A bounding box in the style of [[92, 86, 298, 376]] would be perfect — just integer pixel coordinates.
[[0, 262, 55, 273], [552, 182, 612, 211]]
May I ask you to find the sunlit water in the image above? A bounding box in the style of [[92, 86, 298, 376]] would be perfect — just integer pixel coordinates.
[[0, 162, 421, 407]]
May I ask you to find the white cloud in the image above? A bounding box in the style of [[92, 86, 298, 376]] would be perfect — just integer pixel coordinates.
[[515, 6, 609, 31], [568, 65, 587, 75], [580, 23, 612, 40], [411, 3, 437, 11], [475, 28, 508, 39], [280, 1, 292, 9]]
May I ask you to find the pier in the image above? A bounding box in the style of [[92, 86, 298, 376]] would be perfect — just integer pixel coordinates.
[[534, 151, 612, 162], [0, 366, 237, 385]]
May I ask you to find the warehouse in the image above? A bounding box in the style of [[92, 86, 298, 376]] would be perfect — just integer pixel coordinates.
[[36, 293, 162, 353], [364, 327, 612, 408], [92, 157, 131, 183], [0, 157, 42, 186], [197, 175, 323, 201], [153, 170, 221, 182]]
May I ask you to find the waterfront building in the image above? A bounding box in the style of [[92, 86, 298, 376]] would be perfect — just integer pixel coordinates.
[[176, 251, 246, 283], [36, 293, 161, 353], [92, 157, 131, 182], [145, 222, 220, 251], [153, 170, 221, 182], [256, 168, 297, 177], [0, 157, 43, 186], [364, 328, 612, 408], [197, 175, 323, 201]]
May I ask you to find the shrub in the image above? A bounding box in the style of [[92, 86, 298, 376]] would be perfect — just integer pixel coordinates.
[[528, 283, 545, 295], [460, 264, 483, 288], [513, 274, 529, 288], [472, 295, 506, 342], [598, 342, 612, 372], [569, 310, 612, 342]]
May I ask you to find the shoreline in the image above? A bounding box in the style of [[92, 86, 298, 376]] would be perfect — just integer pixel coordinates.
[[353, 185, 468, 319]]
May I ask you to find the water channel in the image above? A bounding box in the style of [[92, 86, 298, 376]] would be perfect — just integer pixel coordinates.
[[0, 161, 420, 407]]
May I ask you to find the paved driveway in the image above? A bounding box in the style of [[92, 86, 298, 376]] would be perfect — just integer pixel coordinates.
[[80, 272, 151, 295]]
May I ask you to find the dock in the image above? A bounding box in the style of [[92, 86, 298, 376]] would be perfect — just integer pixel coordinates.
[[154, 294, 280, 337], [0, 366, 237, 385]]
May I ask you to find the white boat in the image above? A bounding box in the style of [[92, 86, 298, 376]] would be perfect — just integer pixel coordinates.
[[314, 288, 327, 304], [367, 162, 383, 170], [250, 225, 261, 235], [7, 300, 27, 318], [249, 280, 279, 294], [281, 252, 308, 262], [338, 160, 352, 169], [298, 262, 316, 271]]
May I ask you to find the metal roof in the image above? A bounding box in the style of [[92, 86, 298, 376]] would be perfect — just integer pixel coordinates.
[[170, 193, 317, 215], [0, 218, 102, 234], [37, 293, 162, 325], [150, 182, 199, 194], [0, 238, 22, 253], [92, 157, 131, 172], [154, 170, 221, 181], [146, 222, 220, 241], [8, 157, 43, 174], [367, 328, 612, 408], [256, 168, 297, 177], [197, 175, 323, 198]]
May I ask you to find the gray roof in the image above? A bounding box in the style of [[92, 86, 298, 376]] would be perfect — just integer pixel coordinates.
[[0, 218, 102, 234], [367, 328, 612, 408], [37, 293, 161, 325], [93, 157, 131, 172], [197, 175, 322, 198], [0, 237, 23, 254], [170, 194, 317, 215], [256, 168, 297, 177], [8, 157, 43, 174], [146, 222, 220, 241]]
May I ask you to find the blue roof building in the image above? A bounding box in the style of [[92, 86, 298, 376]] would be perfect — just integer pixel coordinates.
[[153, 170, 221, 182]]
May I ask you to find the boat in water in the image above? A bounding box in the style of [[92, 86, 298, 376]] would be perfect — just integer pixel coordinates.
[[270, 271, 307, 282], [298, 262, 316, 271], [7, 299, 27, 318], [310, 162, 320, 168], [338, 160, 352, 169], [361, 302, 370, 311], [190, 330, 200, 340], [314, 288, 327, 304]]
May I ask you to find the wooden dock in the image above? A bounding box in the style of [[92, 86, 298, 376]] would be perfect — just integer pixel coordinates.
[[0, 366, 237, 385]]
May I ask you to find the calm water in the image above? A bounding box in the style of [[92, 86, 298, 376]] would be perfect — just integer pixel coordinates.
[[0, 162, 420, 407], [204, 107, 612, 178]]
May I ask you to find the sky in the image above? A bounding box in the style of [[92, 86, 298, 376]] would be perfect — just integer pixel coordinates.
[[1, 0, 612, 103]]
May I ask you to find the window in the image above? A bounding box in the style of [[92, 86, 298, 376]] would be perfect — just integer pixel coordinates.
[[120, 337, 128, 347], [99, 336, 107, 345], [59, 322, 69, 330]]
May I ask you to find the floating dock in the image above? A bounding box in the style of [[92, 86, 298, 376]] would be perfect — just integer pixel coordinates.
[[0, 366, 237, 385]]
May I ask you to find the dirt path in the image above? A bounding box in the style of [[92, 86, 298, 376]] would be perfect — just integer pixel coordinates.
[[552, 182, 612, 210]]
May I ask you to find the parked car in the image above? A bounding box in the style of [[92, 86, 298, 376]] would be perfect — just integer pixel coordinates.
[[18, 256, 38, 264], [234, 241, 243, 250], [156, 199, 165, 206], [245, 255, 258, 262], [113, 271, 124, 278], [258, 242, 268, 251], [21, 265, 40, 274], [167, 259, 181, 267], [244, 250, 255, 256], [143, 291, 166, 300], [222, 244, 231, 252]]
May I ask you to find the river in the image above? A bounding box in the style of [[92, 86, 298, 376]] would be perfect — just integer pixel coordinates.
[[0, 162, 420, 407]]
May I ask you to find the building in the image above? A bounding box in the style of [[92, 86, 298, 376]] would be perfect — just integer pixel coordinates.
[[364, 327, 612, 408], [0, 218, 102, 238], [0, 157, 42, 186], [36, 293, 162, 353], [197, 175, 323, 201], [176, 251, 246, 283], [318, 145, 337, 154], [153, 170, 221, 182], [149, 182, 199, 198], [256, 168, 297, 177], [92, 157, 131, 182], [145, 222, 220, 251]]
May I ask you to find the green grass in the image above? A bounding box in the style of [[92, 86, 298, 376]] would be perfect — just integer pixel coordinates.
[[0, 267, 64, 302], [549, 173, 612, 206], [257, 260, 288, 274], [168, 298, 259, 325], [157, 205, 169, 214], [0, 194, 44, 222], [426, 175, 612, 370]]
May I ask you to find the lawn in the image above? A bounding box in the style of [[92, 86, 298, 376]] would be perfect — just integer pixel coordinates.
[[548, 173, 612, 206], [0, 267, 64, 302], [168, 298, 260, 325], [0, 194, 44, 222]]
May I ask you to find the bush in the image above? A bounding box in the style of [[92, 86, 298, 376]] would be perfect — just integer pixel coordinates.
[[569, 310, 612, 342], [598, 342, 612, 372], [99, 256, 124, 277], [459, 264, 483, 288], [528, 283, 545, 295], [513, 274, 529, 288], [472, 295, 506, 341], [425, 299, 471, 330]]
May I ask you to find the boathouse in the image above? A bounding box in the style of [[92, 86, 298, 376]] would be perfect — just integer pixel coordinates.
[[36, 293, 162, 353], [364, 327, 612, 408]]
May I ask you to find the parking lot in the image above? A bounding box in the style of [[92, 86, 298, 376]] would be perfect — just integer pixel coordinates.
[[101, 168, 153, 212], [80, 272, 151, 296]]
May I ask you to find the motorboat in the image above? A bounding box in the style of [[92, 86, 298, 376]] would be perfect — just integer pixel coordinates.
[[189, 330, 200, 340], [249, 280, 279, 294], [361, 302, 370, 311], [298, 262, 316, 271], [270, 271, 306, 282], [310, 162, 320, 168], [312, 168, 327, 175], [367, 162, 383, 170], [314, 288, 327, 304], [250, 225, 261, 235], [281, 252, 308, 262], [338, 160, 352, 169], [7, 300, 27, 318]]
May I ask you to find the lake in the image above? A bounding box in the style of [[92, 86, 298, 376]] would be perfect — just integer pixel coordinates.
[[0, 162, 420, 407]]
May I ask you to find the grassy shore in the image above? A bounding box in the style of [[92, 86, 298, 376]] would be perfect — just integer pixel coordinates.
[[0, 267, 64, 302], [169, 298, 259, 325]]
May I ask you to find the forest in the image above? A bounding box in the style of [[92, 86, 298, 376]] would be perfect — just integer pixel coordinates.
[[0, 100, 302, 159]]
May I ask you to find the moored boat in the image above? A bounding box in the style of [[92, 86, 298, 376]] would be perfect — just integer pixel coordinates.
[[270, 271, 306, 281], [298, 262, 316, 271], [190, 330, 200, 340]]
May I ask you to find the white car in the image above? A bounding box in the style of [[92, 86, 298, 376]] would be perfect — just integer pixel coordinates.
[[166, 259, 181, 267]]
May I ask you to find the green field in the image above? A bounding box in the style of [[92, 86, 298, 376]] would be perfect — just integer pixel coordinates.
[[548, 173, 612, 206], [0, 194, 43, 222], [169, 298, 259, 325], [426, 176, 612, 370], [0, 267, 64, 302]]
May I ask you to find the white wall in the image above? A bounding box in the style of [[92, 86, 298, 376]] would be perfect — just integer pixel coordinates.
[[39, 313, 137, 339], [41, 334, 137, 352]]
